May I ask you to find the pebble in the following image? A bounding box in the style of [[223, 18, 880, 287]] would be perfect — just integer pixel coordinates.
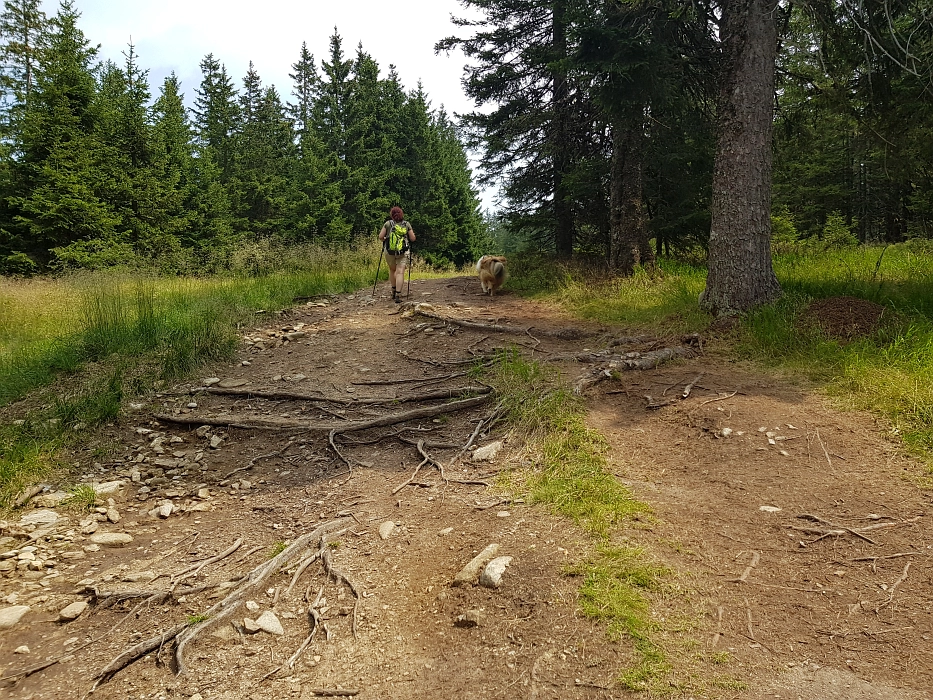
[[218, 379, 247, 389], [243, 617, 261, 634], [209, 436, 224, 449], [245, 601, 260, 613], [190, 694, 204, 700], [256, 610, 284, 635], [496, 511, 511, 518], [0, 605, 31, 630], [106, 508, 121, 523], [438, 527, 454, 536], [80, 521, 99, 535], [472, 441, 503, 462], [197, 488, 211, 499], [93, 481, 125, 495], [453, 544, 500, 587], [202, 378, 221, 386], [82, 544, 101, 553], [13, 645, 29, 654], [378, 521, 396, 540], [58, 601, 89, 621], [187, 402, 198, 409], [479, 556, 514, 589], [455, 609, 484, 628], [88, 533, 133, 547]]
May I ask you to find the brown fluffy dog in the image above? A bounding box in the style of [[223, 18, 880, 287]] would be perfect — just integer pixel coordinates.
[[476, 255, 508, 296]]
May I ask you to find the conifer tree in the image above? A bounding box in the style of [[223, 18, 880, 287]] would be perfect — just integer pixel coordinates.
[[193, 54, 239, 181]]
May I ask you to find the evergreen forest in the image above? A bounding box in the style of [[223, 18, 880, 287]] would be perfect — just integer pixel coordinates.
[[0, 0, 488, 274]]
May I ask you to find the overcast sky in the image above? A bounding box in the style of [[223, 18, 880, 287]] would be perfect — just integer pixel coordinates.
[[40, 0, 499, 207]]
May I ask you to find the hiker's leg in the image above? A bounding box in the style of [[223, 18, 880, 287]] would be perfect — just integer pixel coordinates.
[[387, 260, 397, 294], [394, 261, 406, 293]]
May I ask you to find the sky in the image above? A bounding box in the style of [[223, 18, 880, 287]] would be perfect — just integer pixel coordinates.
[[40, 0, 498, 207]]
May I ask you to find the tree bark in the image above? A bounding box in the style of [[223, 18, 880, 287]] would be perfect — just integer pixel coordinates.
[[552, 0, 574, 259], [699, 0, 782, 315], [609, 115, 655, 274]]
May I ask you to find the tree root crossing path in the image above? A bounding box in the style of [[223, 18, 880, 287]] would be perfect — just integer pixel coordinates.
[[1, 276, 931, 700]]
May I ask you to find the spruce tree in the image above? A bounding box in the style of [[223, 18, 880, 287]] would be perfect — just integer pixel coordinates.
[[193, 54, 239, 181]]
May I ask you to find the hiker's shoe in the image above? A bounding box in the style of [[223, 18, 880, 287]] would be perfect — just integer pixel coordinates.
[[394, 296, 402, 304]]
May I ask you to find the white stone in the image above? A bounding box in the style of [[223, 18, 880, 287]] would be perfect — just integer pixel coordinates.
[[19, 509, 60, 526], [88, 533, 133, 547], [245, 600, 260, 613], [31, 491, 70, 508], [255, 610, 284, 635], [93, 481, 125, 495], [0, 605, 31, 630], [378, 521, 396, 540], [156, 502, 174, 518], [202, 377, 221, 386], [106, 508, 121, 523], [58, 601, 88, 621], [438, 527, 454, 536], [453, 544, 500, 587], [13, 645, 29, 654], [759, 505, 782, 513], [472, 441, 503, 462], [209, 435, 224, 449], [122, 571, 156, 583], [479, 556, 514, 589]]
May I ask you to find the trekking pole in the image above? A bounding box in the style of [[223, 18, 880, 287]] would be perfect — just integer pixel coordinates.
[[407, 242, 413, 298], [372, 244, 384, 297]]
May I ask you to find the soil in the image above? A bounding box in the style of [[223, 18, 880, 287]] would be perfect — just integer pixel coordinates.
[[1, 277, 931, 700], [800, 296, 890, 340]]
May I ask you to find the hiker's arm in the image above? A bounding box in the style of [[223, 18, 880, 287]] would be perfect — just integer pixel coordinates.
[[378, 223, 388, 242], [408, 224, 416, 242]]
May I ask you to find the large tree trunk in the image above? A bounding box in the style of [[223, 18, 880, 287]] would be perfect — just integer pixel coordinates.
[[609, 116, 655, 274], [699, 0, 782, 316], [552, 0, 574, 259]]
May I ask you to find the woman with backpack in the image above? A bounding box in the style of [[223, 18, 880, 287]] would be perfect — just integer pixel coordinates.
[[379, 206, 416, 303]]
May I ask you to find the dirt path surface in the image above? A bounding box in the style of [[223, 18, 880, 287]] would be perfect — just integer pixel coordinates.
[[1, 276, 931, 700]]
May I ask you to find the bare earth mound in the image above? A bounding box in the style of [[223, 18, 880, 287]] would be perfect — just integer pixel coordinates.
[[801, 296, 889, 340], [0, 277, 930, 700]]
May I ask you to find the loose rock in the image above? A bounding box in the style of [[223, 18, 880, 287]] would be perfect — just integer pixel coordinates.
[[123, 571, 156, 583], [472, 441, 503, 462], [243, 617, 261, 634], [13, 645, 29, 654], [93, 481, 125, 495], [245, 600, 260, 613], [453, 544, 500, 587], [255, 610, 284, 635], [106, 508, 121, 523], [455, 609, 484, 628], [88, 533, 133, 547], [58, 601, 89, 621], [32, 491, 70, 508], [20, 509, 60, 527], [378, 521, 396, 540], [0, 605, 31, 630], [479, 556, 514, 589]]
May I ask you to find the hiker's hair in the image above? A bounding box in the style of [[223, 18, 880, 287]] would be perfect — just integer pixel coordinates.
[[390, 206, 404, 222]]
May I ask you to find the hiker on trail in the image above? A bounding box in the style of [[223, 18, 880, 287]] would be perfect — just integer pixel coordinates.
[[379, 206, 416, 304]]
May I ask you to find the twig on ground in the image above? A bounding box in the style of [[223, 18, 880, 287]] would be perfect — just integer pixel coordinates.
[[815, 429, 834, 473], [682, 374, 703, 400], [89, 623, 189, 691], [392, 458, 428, 495], [307, 691, 360, 697], [877, 562, 912, 613], [286, 552, 322, 598], [700, 391, 738, 406], [797, 514, 879, 545], [287, 585, 325, 670], [711, 606, 724, 648], [171, 539, 243, 587], [173, 518, 351, 675], [226, 439, 299, 478], [231, 544, 263, 566], [743, 599, 771, 652], [727, 551, 760, 583], [319, 541, 362, 638], [328, 429, 355, 473]]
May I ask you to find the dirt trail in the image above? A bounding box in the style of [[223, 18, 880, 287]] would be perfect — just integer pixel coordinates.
[[1, 276, 931, 700]]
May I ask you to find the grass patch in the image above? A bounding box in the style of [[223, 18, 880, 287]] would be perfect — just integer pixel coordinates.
[[269, 541, 287, 557], [63, 483, 99, 512], [186, 613, 211, 625], [484, 349, 666, 687]]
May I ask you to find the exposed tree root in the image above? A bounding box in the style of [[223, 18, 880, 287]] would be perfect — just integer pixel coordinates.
[[319, 539, 363, 638], [206, 384, 489, 406], [173, 518, 351, 675], [91, 623, 189, 689], [171, 538, 244, 587], [154, 395, 491, 433]]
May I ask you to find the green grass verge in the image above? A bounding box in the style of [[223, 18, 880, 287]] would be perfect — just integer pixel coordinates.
[[509, 243, 933, 470], [484, 350, 669, 689]]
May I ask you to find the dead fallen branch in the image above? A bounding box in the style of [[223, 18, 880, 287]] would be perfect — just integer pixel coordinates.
[[393, 457, 428, 495], [208, 384, 489, 406], [682, 374, 703, 399], [570, 346, 698, 395], [307, 691, 360, 698], [710, 606, 724, 649], [154, 395, 491, 433], [573, 368, 613, 395], [173, 518, 351, 675]]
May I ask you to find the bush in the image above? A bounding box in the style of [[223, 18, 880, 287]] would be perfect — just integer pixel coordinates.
[[821, 211, 859, 249], [1, 251, 39, 276]]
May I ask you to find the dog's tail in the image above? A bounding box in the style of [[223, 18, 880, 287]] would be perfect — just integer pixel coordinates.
[[492, 261, 505, 280], [475, 256, 486, 273]]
